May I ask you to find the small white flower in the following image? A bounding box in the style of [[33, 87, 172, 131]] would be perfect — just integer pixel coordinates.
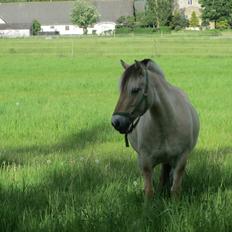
[[133, 181, 138, 187], [47, 160, 51, 164], [16, 102, 20, 106], [95, 159, 100, 164]]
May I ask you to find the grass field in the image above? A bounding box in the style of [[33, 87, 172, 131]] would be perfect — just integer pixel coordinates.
[[0, 32, 232, 231]]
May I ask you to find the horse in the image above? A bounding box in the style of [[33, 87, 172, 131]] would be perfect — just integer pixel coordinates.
[[111, 59, 200, 198]]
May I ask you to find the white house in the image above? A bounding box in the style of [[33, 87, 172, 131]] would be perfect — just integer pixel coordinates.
[[40, 22, 116, 36], [92, 22, 116, 35], [0, 0, 133, 37], [0, 23, 31, 38]]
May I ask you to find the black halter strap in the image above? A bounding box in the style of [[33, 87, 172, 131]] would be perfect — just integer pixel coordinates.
[[113, 69, 149, 147]]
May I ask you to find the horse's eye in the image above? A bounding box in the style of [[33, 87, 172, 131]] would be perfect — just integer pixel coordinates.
[[131, 88, 141, 94]]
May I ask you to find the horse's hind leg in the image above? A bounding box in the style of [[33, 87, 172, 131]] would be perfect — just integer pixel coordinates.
[[158, 163, 171, 192], [171, 152, 188, 198]]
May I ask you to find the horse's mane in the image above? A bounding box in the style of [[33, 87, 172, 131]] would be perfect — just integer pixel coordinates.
[[120, 59, 165, 91], [140, 59, 165, 78]]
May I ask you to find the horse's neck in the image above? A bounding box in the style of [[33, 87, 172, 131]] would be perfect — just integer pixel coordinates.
[[149, 74, 176, 127]]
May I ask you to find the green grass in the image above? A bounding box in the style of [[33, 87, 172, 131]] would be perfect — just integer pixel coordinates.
[[0, 32, 232, 231]]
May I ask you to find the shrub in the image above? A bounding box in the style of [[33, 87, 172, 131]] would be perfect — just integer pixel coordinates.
[[115, 25, 157, 34], [31, 20, 41, 36], [170, 11, 188, 30], [135, 12, 148, 27], [115, 26, 133, 34], [116, 16, 135, 29], [133, 26, 154, 34], [158, 26, 171, 33], [116, 16, 127, 25], [216, 20, 230, 30]]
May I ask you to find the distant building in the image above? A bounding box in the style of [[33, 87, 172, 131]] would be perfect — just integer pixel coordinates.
[[0, 0, 133, 37], [134, 0, 203, 28], [175, 0, 201, 19]]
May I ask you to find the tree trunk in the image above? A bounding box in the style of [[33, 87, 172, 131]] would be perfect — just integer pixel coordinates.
[[155, 0, 160, 29], [83, 27, 88, 35]]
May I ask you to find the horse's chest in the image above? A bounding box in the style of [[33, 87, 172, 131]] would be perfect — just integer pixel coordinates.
[[129, 128, 183, 166]]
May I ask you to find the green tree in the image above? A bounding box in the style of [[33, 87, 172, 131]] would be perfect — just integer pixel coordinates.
[[134, 12, 148, 27], [31, 20, 41, 36], [200, 0, 232, 28], [189, 11, 199, 27], [170, 11, 188, 30], [71, 0, 99, 35], [146, 0, 174, 28]]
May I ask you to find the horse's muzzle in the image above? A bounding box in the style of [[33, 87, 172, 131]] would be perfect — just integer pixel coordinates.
[[111, 115, 130, 134]]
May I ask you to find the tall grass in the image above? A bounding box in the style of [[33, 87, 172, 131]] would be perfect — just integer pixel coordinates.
[[0, 32, 232, 231]]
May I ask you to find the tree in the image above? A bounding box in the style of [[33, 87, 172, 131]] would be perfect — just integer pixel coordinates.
[[170, 11, 188, 30], [200, 0, 232, 28], [189, 11, 199, 27], [71, 0, 99, 35], [31, 20, 41, 35], [145, 0, 174, 28]]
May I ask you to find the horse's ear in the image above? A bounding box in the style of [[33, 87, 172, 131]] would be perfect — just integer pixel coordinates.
[[120, 60, 129, 70], [134, 60, 144, 70]]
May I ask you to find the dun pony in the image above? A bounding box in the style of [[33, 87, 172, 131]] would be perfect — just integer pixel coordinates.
[[112, 59, 200, 198]]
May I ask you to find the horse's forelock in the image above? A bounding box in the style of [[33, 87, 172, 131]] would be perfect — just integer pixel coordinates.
[[120, 64, 141, 92]]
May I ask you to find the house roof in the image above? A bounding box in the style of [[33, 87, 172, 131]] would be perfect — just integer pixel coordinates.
[[0, 0, 133, 25]]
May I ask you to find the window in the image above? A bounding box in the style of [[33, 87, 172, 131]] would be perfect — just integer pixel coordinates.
[[65, 25, 69, 31], [188, 0, 192, 4]]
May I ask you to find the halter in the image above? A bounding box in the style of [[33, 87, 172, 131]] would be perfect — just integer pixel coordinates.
[[113, 69, 149, 147]]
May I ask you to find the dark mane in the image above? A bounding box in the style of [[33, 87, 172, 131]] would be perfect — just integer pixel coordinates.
[[140, 59, 165, 78], [120, 59, 165, 91]]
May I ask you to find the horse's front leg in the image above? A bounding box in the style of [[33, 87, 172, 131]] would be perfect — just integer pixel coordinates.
[[138, 154, 154, 198], [171, 152, 188, 198], [142, 166, 154, 198]]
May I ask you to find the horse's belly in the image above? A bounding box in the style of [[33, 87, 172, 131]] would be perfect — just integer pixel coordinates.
[[130, 133, 184, 167], [149, 142, 184, 166]]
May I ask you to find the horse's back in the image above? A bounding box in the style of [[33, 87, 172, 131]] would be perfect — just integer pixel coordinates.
[[189, 104, 200, 150]]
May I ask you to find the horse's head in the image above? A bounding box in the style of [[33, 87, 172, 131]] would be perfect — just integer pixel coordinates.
[[111, 60, 154, 134]]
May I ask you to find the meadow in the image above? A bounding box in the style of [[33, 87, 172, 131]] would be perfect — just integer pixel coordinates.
[[0, 32, 232, 231]]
